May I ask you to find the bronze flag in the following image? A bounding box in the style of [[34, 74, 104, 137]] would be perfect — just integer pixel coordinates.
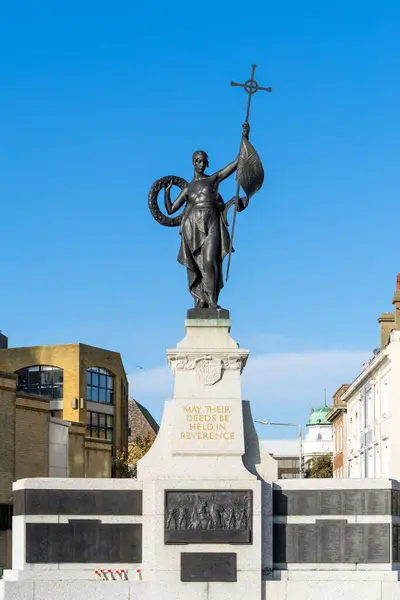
[[236, 136, 264, 202]]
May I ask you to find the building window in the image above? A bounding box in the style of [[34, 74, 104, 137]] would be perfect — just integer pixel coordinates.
[[366, 449, 373, 478], [16, 365, 63, 399], [276, 457, 300, 479], [381, 380, 389, 416], [375, 447, 381, 478], [366, 392, 372, 427], [87, 367, 114, 404], [382, 441, 389, 478], [86, 411, 114, 441]]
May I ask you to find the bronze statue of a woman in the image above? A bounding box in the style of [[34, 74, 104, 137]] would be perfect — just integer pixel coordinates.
[[163, 123, 249, 309], [148, 123, 263, 308], [148, 65, 270, 309]]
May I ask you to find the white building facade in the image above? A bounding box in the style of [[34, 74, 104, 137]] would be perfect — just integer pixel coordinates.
[[343, 330, 400, 480]]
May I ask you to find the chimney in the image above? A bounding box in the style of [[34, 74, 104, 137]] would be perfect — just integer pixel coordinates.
[[0, 332, 8, 349], [378, 313, 394, 348]]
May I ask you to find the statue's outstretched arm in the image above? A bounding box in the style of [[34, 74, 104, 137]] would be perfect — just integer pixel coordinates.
[[213, 158, 238, 184], [212, 122, 250, 184], [164, 180, 188, 215]]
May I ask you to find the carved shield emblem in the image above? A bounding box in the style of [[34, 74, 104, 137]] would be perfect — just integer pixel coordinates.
[[195, 357, 222, 386]]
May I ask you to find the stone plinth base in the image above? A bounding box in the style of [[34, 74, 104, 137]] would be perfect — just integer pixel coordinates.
[[264, 571, 400, 600]]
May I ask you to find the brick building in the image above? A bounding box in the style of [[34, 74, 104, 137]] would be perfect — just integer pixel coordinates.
[[0, 342, 129, 460], [327, 384, 350, 478]]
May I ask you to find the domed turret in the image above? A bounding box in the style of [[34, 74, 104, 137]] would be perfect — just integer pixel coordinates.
[[307, 406, 331, 426]]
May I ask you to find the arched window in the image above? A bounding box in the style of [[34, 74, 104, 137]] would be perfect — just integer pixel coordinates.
[[16, 365, 63, 400], [87, 367, 114, 404]]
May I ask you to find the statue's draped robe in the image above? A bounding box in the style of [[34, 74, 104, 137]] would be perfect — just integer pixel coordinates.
[[177, 195, 231, 305]]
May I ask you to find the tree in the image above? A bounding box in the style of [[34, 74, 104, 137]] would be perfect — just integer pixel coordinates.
[[305, 455, 333, 478], [114, 434, 155, 478]]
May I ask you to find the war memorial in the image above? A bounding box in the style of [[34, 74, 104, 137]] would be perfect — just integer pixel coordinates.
[[1, 66, 400, 600]]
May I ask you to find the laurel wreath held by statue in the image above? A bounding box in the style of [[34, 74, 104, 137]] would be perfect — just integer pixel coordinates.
[[148, 176, 188, 227], [148, 175, 237, 228]]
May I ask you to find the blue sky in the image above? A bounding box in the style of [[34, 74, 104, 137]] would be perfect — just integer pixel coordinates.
[[1, 1, 399, 438]]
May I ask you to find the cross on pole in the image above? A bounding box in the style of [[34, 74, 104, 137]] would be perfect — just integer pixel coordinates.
[[225, 64, 272, 282]]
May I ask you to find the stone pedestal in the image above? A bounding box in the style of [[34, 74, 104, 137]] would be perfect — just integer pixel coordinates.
[[138, 312, 254, 480], [136, 312, 267, 600]]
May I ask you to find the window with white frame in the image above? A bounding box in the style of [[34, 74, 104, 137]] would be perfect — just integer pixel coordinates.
[[365, 391, 373, 427], [382, 440, 389, 478], [360, 398, 365, 431], [374, 446, 381, 478], [381, 380, 389, 416], [366, 448, 373, 478], [375, 387, 380, 420]]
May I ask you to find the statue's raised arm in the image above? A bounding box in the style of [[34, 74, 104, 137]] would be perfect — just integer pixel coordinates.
[[164, 180, 188, 215], [212, 123, 250, 185]]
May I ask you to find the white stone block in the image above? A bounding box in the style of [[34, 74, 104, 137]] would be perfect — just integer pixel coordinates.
[[263, 580, 287, 600], [33, 580, 131, 600], [49, 421, 68, 445], [209, 571, 261, 600], [264, 580, 383, 600], [49, 443, 68, 469], [0, 581, 34, 600], [382, 581, 400, 599], [280, 569, 400, 581]]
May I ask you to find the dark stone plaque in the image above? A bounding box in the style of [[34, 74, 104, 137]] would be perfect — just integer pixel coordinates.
[[272, 524, 287, 564], [14, 489, 142, 516], [273, 522, 390, 564], [320, 491, 343, 515], [393, 525, 400, 562], [165, 490, 252, 545], [317, 520, 344, 563], [391, 491, 399, 517], [343, 524, 364, 563], [396, 490, 400, 517], [293, 524, 317, 563], [273, 488, 391, 516], [293, 491, 318, 516], [26, 520, 142, 563], [365, 490, 390, 515], [365, 523, 390, 563], [181, 552, 237, 582], [342, 490, 364, 515]]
